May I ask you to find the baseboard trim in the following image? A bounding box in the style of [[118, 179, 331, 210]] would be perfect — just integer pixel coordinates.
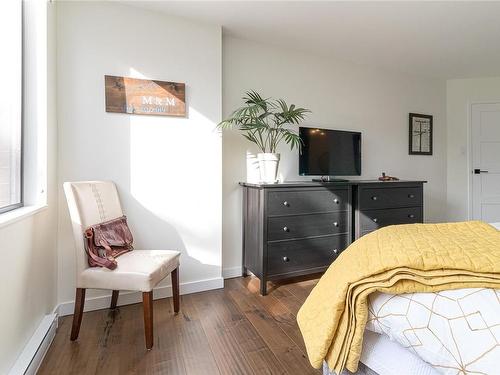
[[57, 276, 224, 316], [8, 313, 58, 375], [10, 277, 224, 373], [222, 266, 243, 279]]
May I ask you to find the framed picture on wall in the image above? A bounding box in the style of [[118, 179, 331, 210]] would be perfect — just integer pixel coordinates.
[[409, 113, 433, 155]]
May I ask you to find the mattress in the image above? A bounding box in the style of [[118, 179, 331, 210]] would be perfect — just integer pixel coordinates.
[[323, 330, 438, 375]]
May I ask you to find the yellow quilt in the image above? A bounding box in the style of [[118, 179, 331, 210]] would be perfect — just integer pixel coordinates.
[[297, 221, 500, 373]]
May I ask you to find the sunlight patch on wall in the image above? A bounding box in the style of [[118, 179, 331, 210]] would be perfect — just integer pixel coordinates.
[[246, 151, 260, 183], [128, 68, 221, 267]]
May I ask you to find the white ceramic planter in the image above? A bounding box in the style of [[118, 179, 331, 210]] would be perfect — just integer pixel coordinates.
[[257, 153, 280, 183]]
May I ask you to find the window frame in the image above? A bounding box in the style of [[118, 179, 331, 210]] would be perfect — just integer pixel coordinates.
[[0, 1, 24, 215]]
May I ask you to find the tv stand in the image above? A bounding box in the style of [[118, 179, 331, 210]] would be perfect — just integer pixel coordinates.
[[312, 176, 349, 182]]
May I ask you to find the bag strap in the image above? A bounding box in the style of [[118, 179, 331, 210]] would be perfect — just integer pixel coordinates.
[[99, 238, 113, 256], [88, 245, 117, 270], [84, 229, 117, 270]]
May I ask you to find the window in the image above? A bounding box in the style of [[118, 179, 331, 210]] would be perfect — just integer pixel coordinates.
[[0, 1, 23, 213]]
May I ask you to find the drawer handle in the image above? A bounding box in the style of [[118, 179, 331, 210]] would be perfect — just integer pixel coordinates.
[[408, 194, 415, 198], [333, 222, 339, 227], [283, 256, 290, 262], [373, 218, 378, 223], [371, 196, 378, 201], [408, 214, 415, 219], [283, 201, 289, 207], [283, 226, 289, 232], [333, 198, 339, 204], [332, 249, 339, 255]]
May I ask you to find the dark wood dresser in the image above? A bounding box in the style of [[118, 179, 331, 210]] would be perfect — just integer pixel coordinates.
[[354, 181, 424, 239], [240, 180, 425, 295]]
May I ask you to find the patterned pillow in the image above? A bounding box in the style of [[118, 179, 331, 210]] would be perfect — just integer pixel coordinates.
[[365, 288, 500, 374]]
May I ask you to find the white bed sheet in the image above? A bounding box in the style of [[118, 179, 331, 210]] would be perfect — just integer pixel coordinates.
[[489, 222, 500, 230], [359, 331, 439, 375], [323, 330, 438, 375]]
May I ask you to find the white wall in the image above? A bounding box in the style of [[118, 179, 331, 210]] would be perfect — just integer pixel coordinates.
[[57, 2, 222, 304], [446, 77, 500, 221], [1, 2, 58, 373], [222, 36, 447, 275]]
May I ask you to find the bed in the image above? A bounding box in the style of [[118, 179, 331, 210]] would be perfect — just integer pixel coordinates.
[[324, 287, 500, 375], [321, 222, 500, 375]]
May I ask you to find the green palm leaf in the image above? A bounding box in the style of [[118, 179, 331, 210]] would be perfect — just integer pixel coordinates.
[[217, 91, 310, 153]]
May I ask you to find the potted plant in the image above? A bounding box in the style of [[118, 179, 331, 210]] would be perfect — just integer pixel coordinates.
[[218, 91, 310, 183]]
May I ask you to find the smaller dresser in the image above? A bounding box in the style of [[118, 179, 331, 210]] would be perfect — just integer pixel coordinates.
[[354, 181, 425, 239], [241, 182, 352, 295]]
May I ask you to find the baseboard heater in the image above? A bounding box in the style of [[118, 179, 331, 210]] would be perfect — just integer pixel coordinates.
[[9, 313, 58, 375]]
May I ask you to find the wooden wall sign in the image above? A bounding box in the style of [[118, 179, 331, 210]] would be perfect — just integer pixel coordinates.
[[105, 75, 186, 117]]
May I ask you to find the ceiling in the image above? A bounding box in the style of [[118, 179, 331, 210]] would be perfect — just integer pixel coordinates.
[[128, 1, 500, 80]]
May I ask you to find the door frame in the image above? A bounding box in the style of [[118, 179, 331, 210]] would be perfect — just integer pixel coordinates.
[[468, 100, 500, 220]]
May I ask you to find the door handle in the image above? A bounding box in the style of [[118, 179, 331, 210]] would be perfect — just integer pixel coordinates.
[[474, 169, 489, 174]]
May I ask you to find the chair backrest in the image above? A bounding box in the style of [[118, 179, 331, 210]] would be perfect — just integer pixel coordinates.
[[63, 181, 124, 275]]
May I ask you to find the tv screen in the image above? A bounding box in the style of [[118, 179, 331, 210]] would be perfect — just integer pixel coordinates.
[[299, 127, 361, 176]]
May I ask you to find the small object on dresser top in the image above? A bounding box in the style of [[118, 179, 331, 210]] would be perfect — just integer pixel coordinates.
[[378, 172, 399, 181]]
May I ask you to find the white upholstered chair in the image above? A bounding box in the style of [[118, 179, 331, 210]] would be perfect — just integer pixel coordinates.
[[63, 181, 180, 349]]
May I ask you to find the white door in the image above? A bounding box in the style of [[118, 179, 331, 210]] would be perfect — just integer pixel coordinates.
[[471, 103, 500, 221]]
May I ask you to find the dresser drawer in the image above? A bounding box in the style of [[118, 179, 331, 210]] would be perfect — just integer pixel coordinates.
[[267, 235, 349, 277], [267, 189, 348, 216], [268, 212, 348, 241], [359, 187, 422, 210], [360, 207, 423, 232]]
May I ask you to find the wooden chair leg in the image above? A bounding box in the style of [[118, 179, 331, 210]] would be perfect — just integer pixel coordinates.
[[142, 291, 154, 350], [110, 290, 119, 309], [171, 267, 180, 314], [70, 288, 86, 341]]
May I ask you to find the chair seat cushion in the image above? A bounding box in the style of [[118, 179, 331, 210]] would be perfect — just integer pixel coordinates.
[[78, 250, 180, 292]]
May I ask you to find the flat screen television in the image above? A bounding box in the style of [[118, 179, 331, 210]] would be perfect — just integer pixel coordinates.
[[299, 127, 361, 178]]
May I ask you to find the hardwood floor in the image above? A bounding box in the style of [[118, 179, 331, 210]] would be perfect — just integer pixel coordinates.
[[38, 276, 321, 375]]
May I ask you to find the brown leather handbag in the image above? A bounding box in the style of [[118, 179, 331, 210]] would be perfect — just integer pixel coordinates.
[[84, 215, 134, 270]]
